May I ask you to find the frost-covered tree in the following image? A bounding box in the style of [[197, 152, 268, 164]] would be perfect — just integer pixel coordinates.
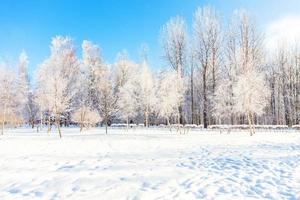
[[193, 6, 221, 128], [82, 40, 104, 110], [74, 59, 90, 111], [117, 80, 139, 129], [81, 41, 116, 134], [72, 61, 91, 132], [157, 70, 185, 127], [214, 10, 264, 126], [161, 16, 187, 75], [0, 64, 18, 134], [233, 10, 265, 129], [138, 61, 157, 127], [233, 69, 270, 135], [36, 36, 80, 137], [161, 16, 187, 124], [71, 40, 104, 133], [97, 64, 116, 134], [213, 19, 238, 125], [17, 51, 37, 128], [35, 64, 53, 132], [267, 45, 300, 126], [114, 51, 137, 89], [214, 80, 234, 124], [238, 11, 263, 72], [34, 87, 46, 131], [72, 106, 101, 131], [115, 54, 139, 129]]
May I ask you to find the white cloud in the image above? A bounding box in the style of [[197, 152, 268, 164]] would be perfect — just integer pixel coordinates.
[[265, 15, 300, 51]]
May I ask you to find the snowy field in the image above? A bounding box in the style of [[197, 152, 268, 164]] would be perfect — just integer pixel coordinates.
[[0, 128, 300, 200]]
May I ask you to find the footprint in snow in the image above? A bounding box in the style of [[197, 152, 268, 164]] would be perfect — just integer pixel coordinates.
[[57, 165, 74, 171], [8, 188, 22, 194]]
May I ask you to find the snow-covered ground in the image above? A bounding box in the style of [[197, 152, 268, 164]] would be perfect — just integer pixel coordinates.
[[0, 128, 300, 200]]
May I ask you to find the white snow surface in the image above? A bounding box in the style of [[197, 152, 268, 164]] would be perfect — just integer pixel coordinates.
[[0, 128, 300, 200]]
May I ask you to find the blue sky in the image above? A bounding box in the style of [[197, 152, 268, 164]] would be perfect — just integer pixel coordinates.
[[1, 0, 300, 77]]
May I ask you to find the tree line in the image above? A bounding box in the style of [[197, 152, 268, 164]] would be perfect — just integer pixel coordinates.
[[0, 7, 299, 136]]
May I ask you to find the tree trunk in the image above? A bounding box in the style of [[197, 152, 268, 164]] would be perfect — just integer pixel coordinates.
[[247, 112, 251, 136], [211, 59, 216, 125], [145, 108, 149, 128], [80, 112, 83, 132], [47, 115, 51, 133], [177, 112, 181, 133], [40, 112, 43, 131], [167, 117, 171, 131], [250, 112, 255, 135], [80, 123, 83, 132], [27, 104, 34, 129], [179, 105, 184, 124], [1, 118, 4, 135], [31, 119, 34, 129], [247, 112, 253, 136], [105, 116, 108, 134], [203, 69, 208, 128], [1, 105, 6, 135], [126, 117, 129, 132], [191, 62, 194, 124], [56, 114, 62, 138]]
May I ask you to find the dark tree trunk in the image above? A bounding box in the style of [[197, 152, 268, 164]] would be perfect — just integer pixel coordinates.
[[203, 66, 208, 128], [56, 115, 62, 138], [191, 63, 194, 124]]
